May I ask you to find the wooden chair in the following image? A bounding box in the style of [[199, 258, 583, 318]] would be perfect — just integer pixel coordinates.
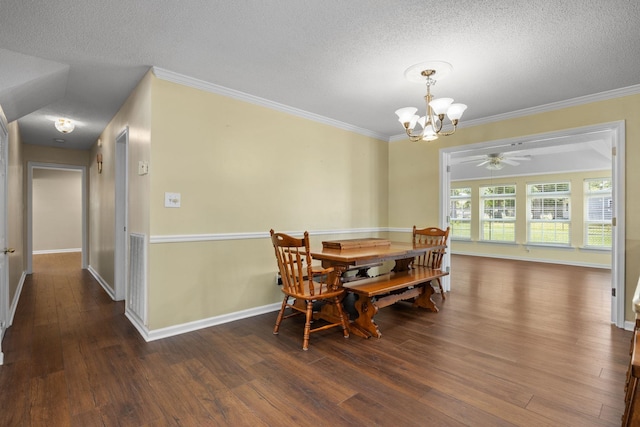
[[270, 229, 350, 350], [412, 226, 450, 299]]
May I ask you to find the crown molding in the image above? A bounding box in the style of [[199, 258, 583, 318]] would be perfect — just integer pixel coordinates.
[[153, 67, 640, 144], [389, 84, 640, 143], [152, 67, 387, 141]]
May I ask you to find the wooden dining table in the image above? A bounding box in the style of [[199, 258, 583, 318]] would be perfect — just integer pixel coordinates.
[[310, 238, 441, 277], [308, 238, 445, 338]]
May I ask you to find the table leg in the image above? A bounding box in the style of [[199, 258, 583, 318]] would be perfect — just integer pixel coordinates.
[[413, 283, 439, 312], [351, 296, 381, 338]]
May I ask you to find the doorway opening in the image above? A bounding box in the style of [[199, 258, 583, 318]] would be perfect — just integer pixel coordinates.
[[31, 168, 83, 260], [27, 162, 88, 274], [440, 121, 626, 328]]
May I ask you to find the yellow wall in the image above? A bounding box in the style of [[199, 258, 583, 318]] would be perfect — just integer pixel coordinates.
[[149, 78, 388, 235], [21, 144, 90, 167], [450, 170, 611, 267], [146, 76, 388, 329], [90, 72, 152, 292], [389, 93, 640, 321]]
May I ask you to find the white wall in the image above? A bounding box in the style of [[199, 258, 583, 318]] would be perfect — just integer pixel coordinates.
[[32, 168, 82, 252]]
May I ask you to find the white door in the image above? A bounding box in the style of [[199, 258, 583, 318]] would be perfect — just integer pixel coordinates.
[[0, 117, 9, 364]]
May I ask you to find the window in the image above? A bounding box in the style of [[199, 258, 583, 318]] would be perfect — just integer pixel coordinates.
[[480, 185, 516, 242], [527, 182, 570, 245], [450, 187, 471, 239], [584, 178, 612, 248]]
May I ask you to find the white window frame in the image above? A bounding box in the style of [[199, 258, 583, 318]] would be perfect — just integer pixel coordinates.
[[527, 182, 571, 246], [584, 177, 612, 249], [450, 187, 471, 240], [480, 184, 516, 242]]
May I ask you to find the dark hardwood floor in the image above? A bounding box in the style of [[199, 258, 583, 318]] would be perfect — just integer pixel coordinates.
[[0, 252, 631, 426]]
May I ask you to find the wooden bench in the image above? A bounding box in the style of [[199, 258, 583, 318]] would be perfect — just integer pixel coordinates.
[[343, 266, 449, 338]]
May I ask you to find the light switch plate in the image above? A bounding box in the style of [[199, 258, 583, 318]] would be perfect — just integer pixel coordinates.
[[138, 161, 149, 175], [164, 192, 181, 208]]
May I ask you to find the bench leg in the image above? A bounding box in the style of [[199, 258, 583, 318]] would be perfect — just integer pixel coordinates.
[[351, 296, 381, 339], [413, 284, 439, 312]]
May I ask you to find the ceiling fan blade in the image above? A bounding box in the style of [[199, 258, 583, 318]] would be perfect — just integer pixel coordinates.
[[505, 155, 531, 161], [476, 160, 490, 167], [451, 155, 489, 165], [501, 159, 520, 166]]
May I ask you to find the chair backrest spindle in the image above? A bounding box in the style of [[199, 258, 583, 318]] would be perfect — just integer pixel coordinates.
[[271, 231, 317, 297], [412, 226, 450, 269]]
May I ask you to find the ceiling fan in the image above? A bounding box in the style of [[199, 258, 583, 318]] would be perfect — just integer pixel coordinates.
[[457, 153, 532, 170]]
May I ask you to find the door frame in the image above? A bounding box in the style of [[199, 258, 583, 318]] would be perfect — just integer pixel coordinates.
[[114, 127, 129, 301], [440, 121, 626, 328], [0, 114, 8, 365], [26, 163, 88, 274]]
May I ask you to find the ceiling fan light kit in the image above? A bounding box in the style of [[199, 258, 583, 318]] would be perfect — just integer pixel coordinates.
[[471, 153, 531, 170], [395, 61, 467, 142]]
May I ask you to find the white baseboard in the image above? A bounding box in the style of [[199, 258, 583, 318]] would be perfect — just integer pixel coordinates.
[[9, 271, 27, 326], [33, 248, 81, 255], [133, 302, 282, 342], [87, 265, 115, 300], [89, 262, 280, 342], [451, 250, 611, 270], [1, 270, 27, 366], [625, 321, 636, 331]]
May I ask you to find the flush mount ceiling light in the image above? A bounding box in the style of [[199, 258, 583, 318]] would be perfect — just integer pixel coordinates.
[[54, 118, 74, 134], [395, 61, 467, 142]]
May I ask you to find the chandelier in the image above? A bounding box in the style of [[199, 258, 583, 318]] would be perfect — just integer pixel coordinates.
[[395, 61, 466, 142]]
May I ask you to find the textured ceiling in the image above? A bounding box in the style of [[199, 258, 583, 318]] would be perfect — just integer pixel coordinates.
[[1, 1, 640, 150]]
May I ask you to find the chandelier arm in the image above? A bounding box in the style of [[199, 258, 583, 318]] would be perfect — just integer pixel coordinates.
[[436, 124, 459, 137], [405, 128, 424, 142], [432, 116, 444, 133]]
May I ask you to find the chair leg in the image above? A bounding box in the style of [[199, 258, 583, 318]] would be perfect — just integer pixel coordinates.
[[334, 296, 350, 338], [273, 296, 288, 335], [302, 301, 313, 351], [435, 278, 446, 300]]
